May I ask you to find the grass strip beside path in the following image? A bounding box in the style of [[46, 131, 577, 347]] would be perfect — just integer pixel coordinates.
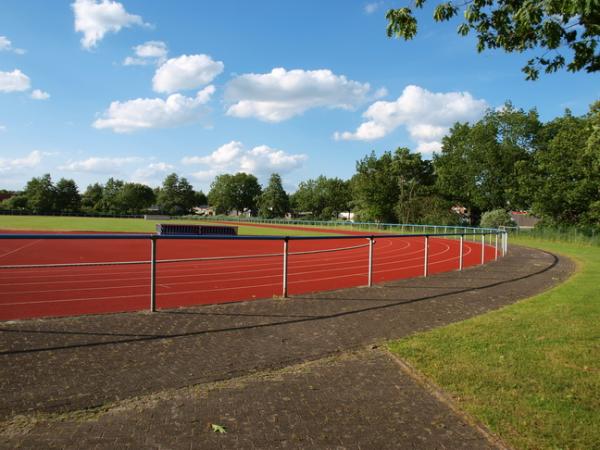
[[388, 237, 600, 450], [0, 215, 328, 236]]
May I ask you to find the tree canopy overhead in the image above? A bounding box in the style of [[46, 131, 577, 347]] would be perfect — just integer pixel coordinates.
[[386, 0, 600, 80]]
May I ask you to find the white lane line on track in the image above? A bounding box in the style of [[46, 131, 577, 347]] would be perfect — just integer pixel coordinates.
[[0, 242, 370, 270], [0, 239, 41, 260], [0, 238, 456, 296], [0, 240, 397, 287], [0, 238, 483, 306], [0, 238, 454, 296], [0, 240, 393, 282]]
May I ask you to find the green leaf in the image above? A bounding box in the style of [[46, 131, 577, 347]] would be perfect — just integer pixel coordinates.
[[211, 423, 227, 434]]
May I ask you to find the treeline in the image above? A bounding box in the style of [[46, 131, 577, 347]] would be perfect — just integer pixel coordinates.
[[2, 101, 598, 228], [1, 173, 207, 216], [207, 100, 600, 229]]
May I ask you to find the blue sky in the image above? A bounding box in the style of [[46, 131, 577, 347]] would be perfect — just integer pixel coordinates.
[[1, 0, 599, 193]]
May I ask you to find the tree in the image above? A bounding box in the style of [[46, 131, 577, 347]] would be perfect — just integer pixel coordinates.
[[81, 183, 104, 212], [524, 108, 598, 225], [208, 173, 262, 215], [157, 173, 197, 215], [101, 178, 126, 213], [23, 174, 56, 212], [208, 174, 236, 215], [258, 173, 289, 218], [386, 1, 600, 80], [0, 195, 28, 210], [352, 151, 400, 222], [352, 148, 435, 223], [480, 209, 514, 229], [54, 178, 81, 212], [392, 148, 435, 223], [290, 176, 351, 220], [434, 104, 540, 223], [119, 183, 156, 214], [194, 190, 208, 206]]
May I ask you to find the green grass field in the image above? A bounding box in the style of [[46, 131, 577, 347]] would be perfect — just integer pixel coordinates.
[[0, 215, 328, 236], [388, 237, 600, 450]]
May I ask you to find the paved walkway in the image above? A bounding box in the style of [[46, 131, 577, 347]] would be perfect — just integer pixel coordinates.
[[0, 245, 573, 449]]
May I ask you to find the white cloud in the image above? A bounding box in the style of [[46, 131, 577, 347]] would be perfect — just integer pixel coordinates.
[[182, 141, 243, 166], [0, 69, 31, 93], [364, 2, 382, 14], [93, 85, 215, 133], [334, 85, 488, 155], [72, 0, 148, 49], [30, 89, 50, 100], [0, 151, 44, 173], [59, 156, 142, 173], [0, 124, 6, 132], [123, 40, 168, 66], [184, 141, 307, 181], [0, 36, 25, 54], [152, 54, 224, 93], [225, 67, 378, 122], [131, 162, 174, 184]]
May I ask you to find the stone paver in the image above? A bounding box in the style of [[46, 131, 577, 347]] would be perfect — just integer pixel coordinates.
[[0, 245, 573, 448], [1, 350, 498, 449]]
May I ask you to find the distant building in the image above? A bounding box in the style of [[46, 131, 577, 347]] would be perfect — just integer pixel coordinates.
[[0, 193, 14, 202], [338, 212, 355, 221], [193, 205, 215, 216], [510, 211, 539, 228]]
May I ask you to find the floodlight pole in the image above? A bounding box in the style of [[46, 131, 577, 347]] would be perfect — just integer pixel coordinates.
[[282, 237, 289, 298], [424, 235, 429, 277], [368, 236, 374, 287], [150, 236, 157, 312]]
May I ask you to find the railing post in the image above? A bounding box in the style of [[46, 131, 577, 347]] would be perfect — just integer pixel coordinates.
[[368, 236, 374, 287], [282, 237, 289, 298], [150, 236, 157, 312], [481, 234, 485, 265], [424, 235, 429, 277], [495, 233, 499, 261], [459, 235, 464, 271]]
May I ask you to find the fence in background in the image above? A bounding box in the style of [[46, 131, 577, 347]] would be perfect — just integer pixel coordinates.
[[0, 228, 507, 320], [188, 215, 500, 235]]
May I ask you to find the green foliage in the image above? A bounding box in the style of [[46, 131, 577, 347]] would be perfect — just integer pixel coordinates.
[[157, 173, 197, 215], [23, 174, 57, 213], [258, 173, 289, 218], [54, 178, 81, 212], [0, 194, 28, 210], [101, 178, 126, 213], [389, 237, 600, 449], [480, 209, 514, 229], [386, 0, 600, 80], [352, 147, 441, 223], [290, 176, 351, 220], [119, 183, 156, 214], [208, 173, 262, 216], [210, 424, 227, 434], [81, 183, 104, 212], [524, 109, 599, 226], [434, 104, 540, 222]]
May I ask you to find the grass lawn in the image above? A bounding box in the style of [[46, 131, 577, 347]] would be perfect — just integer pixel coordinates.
[[388, 236, 600, 450], [0, 215, 328, 236]]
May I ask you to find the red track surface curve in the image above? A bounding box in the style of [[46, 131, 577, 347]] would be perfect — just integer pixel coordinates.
[[0, 227, 498, 321]]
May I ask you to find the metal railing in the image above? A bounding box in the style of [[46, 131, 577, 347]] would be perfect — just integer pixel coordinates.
[[187, 215, 501, 234], [0, 229, 507, 315]]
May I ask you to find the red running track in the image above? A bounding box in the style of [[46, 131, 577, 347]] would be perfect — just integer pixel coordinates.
[[0, 229, 498, 321]]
